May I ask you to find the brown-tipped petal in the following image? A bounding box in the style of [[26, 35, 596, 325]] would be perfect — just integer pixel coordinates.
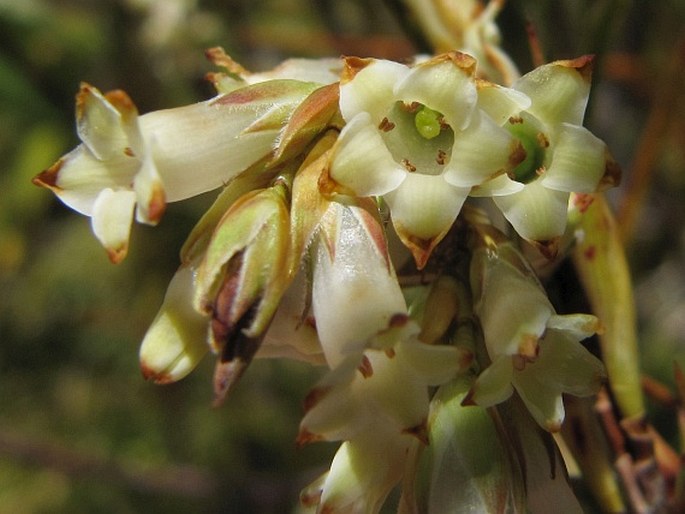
[[403, 420, 429, 445], [32, 159, 63, 192], [212, 358, 250, 407], [555, 54, 595, 83], [295, 428, 325, 448], [597, 149, 623, 191], [340, 56, 376, 84]]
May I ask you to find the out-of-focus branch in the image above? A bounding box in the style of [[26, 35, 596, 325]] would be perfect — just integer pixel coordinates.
[[0, 426, 219, 498], [617, 35, 685, 244]]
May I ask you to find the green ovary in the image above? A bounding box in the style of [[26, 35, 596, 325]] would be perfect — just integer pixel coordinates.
[[414, 105, 443, 139], [508, 121, 546, 184]]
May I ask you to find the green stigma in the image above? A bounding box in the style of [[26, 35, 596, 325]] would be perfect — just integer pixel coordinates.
[[507, 121, 546, 184], [414, 105, 442, 139]]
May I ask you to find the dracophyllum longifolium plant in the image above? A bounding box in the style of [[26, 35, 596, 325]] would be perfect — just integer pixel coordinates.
[[33, 55, 341, 263], [323, 52, 527, 268], [474, 56, 621, 255], [467, 224, 606, 431]]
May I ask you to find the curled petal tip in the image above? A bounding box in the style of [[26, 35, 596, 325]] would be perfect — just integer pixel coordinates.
[[106, 244, 128, 264], [144, 182, 167, 224], [340, 56, 374, 84], [531, 237, 560, 260], [545, 420, 563, 433], [404, 235, 439, 270], [296, 428, 324, 448], [104, 89, 138, 118], [212, 359, 249, 407], [303, 386, 332, 413], [444, 50, 478, 75], [357, 355, 374, 378], [403, 420, 429, 445], [597, 150, 622, 191], [140, 363, 174, 384], [32, 161, 62, 191], [566, 54, 595, 82]]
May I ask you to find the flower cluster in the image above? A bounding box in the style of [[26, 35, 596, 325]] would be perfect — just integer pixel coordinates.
[[34, 17, 619, 512]]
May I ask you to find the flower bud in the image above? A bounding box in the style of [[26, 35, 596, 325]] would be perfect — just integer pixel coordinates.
[[311, 199, 407, 368], [139, 265, 209, 384], [193, 180, 292, 403]]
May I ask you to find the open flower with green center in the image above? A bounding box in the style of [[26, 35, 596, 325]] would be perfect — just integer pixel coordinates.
[[323, 52, 527, 268], [474, 56, 621, 254], [466, 224, 606, 431]]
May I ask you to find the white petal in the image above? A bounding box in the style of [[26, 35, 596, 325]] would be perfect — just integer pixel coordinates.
[[48, 145, 139, 216], [317, 431, 413, 514], [139, 99, 280, 202], [470, 173, 524, 197], [513, 370, 567, 432], [340, 59, 408, 122], [91, 188, 136, 263], [396, 339, 467, 386], [469, 355, 515, 407], [493, 181, 570, 241], [477, 83, 531, 125], [533, 330, 606, 398], [257, 272, 324, 364], [445, 109, 520, 187], [133, 137, 166, 225], [76, 84, 130, 160], [514, 62, 590, 126], [385, 173, 469, 240], [476, 257, 553, 357], [394, 55, 477, 130], [541, 124, 606, 193], [364, 348, 431, 430], [329, 112, 407, 196], [299, 357, 366, 441]]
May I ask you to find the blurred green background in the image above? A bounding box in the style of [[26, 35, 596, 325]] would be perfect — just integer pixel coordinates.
[[1, 1, 684, 512]]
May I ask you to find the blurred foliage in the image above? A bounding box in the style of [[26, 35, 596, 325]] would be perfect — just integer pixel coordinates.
[[1, 0, 685, 512]]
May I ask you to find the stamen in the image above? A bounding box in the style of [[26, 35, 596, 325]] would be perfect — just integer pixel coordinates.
[[378, 117, 395, 132], [401, 158, 417, 172]]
